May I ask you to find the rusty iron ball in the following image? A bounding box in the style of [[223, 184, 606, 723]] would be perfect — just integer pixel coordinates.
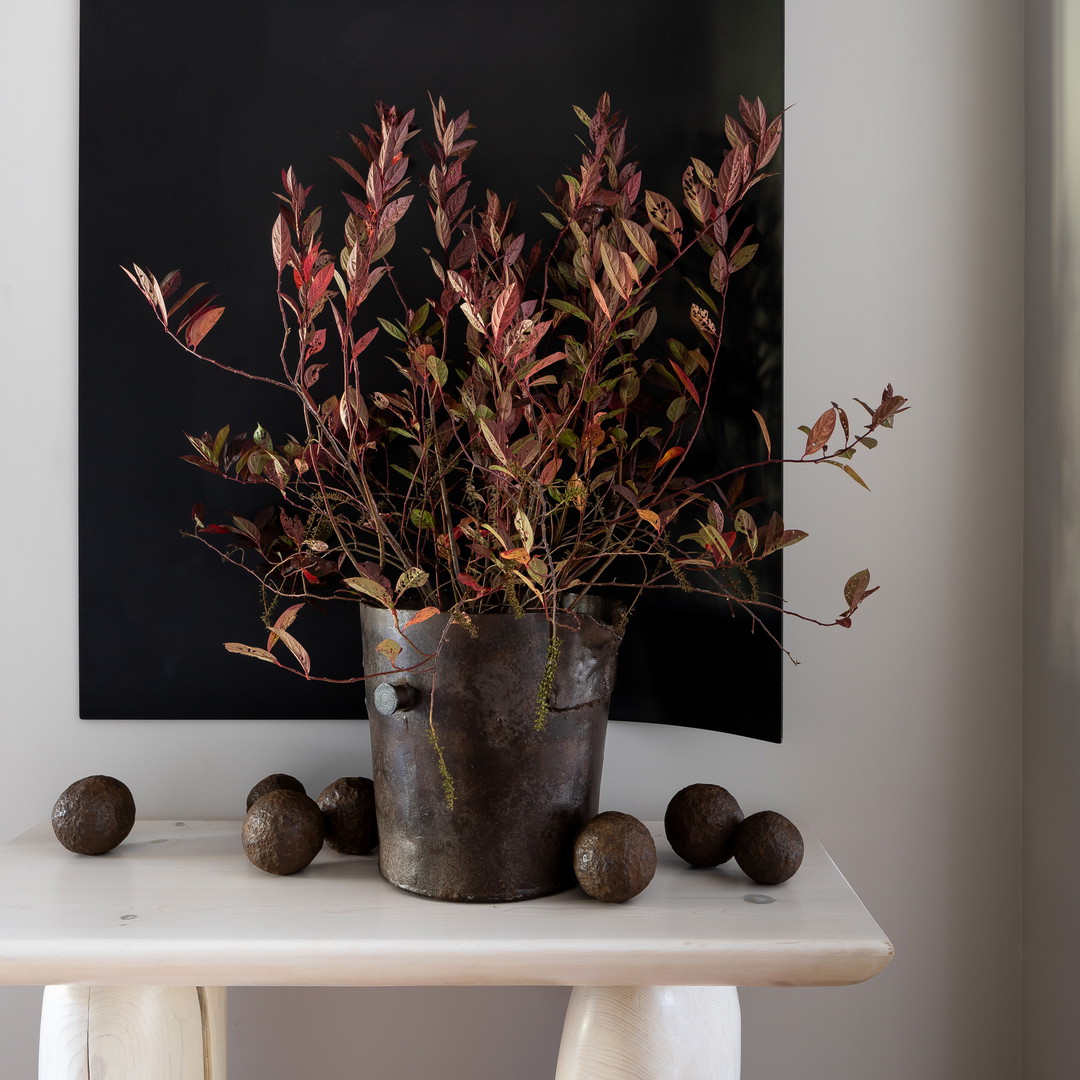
[[733, 810, 804, 885], [242, 789, 325, 875], [573, 811, 657, 902], [51, 775, 136, 855], [664, 783, 744, 867], [245, 773, 306, 811], [316, 776, 378, 855]]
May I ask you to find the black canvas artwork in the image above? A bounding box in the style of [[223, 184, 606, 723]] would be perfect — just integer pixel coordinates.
[[79, 0, 785, 736]]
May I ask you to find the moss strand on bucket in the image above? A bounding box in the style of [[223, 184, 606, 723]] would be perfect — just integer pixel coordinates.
[[534, 631, 562, 732], [424, 669, 456, 810]]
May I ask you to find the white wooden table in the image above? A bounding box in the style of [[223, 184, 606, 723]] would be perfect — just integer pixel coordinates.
[[0, 819, 892, 1079]]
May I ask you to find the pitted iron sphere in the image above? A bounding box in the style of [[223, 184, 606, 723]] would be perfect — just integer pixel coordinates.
[[573, 811, 656, 902], [317, 776, 378, 855], [242, 789, 325, 875], [51, 775, 136, 855], [245, 773, 306, 811], [733, 810, 804, 885], [664, 783, 744, 867]]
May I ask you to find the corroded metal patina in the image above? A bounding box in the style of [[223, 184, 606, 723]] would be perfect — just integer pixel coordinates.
[[360, 605, 621, 902]]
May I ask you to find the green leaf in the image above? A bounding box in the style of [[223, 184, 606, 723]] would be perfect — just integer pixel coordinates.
[[620, 217, 658, 268], [344, 575, 393, 607], [514, 508, 535, 551], [730, 243, 759, 271], [377, 317, 406, 341], [634, 306, 657, 344], [842, 464, 870, 490], [376, 638, 402, 664], [734, 508, 758, 552], [409, 508, 436, 529], [684, 276, 718, 315], [844, 569, 871, 608], [408, 303, 431, 334], [230, 516, 260, 542], [548, 298, 590, 321], [211, 425, 230, 461], [426, 355, 448, 387], [396, 567, 431, 594]]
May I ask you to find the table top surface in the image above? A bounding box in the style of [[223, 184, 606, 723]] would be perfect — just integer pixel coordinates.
[[0, 820, 892, 988]]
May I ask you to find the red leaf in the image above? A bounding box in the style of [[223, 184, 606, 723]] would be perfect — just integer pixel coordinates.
[[380, 194, 414, 229], [803, 407, 837, 456], [539, 456, 562, 485], [669, 361, 701, 407], [307, 328, 327, 356], [522, 351, 566, 384], [457, 572, 496, 596], [224, 642, 280, 665], [307, 263, 335, 308], [402, 606, 441, 629], [267, 625, 311, 676], [752, 409, 772, 457], [636, 508, 662, 532], [272, 213, 292, 274], [185, 306, 225, 349], [491, 280, 521, 346]]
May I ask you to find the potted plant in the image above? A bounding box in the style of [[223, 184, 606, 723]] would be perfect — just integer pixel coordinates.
[[125, 93, 905, 900]]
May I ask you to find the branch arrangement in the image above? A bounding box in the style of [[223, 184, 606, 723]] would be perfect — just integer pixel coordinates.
[[125, 94, 906, 679]]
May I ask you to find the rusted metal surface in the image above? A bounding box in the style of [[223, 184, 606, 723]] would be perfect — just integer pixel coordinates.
[[360, 606, 621, 902], [572, 811, 657, 903]]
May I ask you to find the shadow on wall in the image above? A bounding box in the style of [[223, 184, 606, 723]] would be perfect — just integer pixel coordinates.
[[227, 986, 571, 1079], [1048, 0, 1080, 680]]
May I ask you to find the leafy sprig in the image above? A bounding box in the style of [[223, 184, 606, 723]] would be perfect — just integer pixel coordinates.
[[126, 93, 906, 678]]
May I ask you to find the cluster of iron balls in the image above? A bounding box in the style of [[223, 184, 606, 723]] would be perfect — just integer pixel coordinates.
[[664, 783, 804, 885], [50, 775, 802, 901], [571, 784, 804, 904], [47, 772, 378, 874], [241, 773, 377, 874]]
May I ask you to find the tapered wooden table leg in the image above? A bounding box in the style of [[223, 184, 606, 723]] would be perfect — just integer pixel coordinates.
[[555, 985, 740, 1080], [39, 986, 226, 1080]]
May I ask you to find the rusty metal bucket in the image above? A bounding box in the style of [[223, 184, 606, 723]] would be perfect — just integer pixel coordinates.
[[359, 604, 622, 902]]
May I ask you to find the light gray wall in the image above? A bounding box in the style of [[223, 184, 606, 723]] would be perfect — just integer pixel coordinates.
[[0, 1, 1026, 1077]]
